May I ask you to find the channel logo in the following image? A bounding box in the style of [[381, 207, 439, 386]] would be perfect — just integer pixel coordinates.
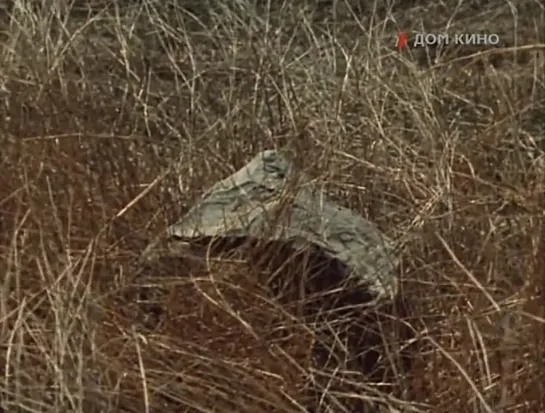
[[397, 32, 500, 49]]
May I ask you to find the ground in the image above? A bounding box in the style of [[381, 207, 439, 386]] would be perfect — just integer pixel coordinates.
[[0, 0, 544, 412]]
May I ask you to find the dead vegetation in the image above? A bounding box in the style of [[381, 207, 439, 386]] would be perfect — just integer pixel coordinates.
[[1, 0, 544, 412]]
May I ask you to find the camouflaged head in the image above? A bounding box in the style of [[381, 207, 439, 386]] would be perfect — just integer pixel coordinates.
[[142, 149, 400, 301]]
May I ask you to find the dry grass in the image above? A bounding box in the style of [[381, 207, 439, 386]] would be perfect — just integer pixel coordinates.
[[1, 0, 545, 412]]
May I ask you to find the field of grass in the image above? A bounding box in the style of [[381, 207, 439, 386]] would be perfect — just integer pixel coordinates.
[[1, 0, 544, 412]]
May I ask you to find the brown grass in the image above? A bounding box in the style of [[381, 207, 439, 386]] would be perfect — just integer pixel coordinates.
[[1, 0, 545, 412]]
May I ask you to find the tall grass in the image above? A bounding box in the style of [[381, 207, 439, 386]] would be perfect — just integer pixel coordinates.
[[1, 0, 544, 412]]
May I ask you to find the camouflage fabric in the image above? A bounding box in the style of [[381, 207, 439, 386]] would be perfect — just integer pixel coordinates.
[[142, 149, 400, 300]]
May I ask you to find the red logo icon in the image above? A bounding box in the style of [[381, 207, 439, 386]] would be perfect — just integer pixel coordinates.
[[397, 32, 407, 49]]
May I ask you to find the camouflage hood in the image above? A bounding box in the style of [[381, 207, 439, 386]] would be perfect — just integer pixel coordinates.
[[142, 149, 400, 300]]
